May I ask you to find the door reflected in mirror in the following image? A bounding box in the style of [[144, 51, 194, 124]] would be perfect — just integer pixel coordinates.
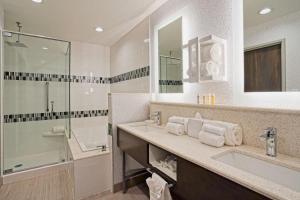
[[158, 17, 183, 93], [244, 0, 300, 92]]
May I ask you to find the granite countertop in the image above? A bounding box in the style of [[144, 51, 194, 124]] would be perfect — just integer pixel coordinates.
[[117, 122, 300, 200]]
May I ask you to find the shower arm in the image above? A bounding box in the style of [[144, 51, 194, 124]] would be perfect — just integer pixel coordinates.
[[46, 82, 49, 112]]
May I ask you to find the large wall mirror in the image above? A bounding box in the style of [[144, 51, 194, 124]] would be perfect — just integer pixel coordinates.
[[158, 17, 183, 93], [244, 0, 300, 92]]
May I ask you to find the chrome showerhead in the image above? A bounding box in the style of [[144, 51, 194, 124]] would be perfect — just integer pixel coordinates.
[[5, 22, 28, 48]]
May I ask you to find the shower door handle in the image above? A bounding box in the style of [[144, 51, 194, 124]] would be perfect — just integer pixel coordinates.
[[46, 82, 49, 112]]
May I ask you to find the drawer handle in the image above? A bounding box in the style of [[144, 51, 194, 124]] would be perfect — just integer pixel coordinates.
[[146, 168, 174, 188]]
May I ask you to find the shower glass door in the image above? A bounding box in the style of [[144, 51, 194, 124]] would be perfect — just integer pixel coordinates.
[[2, 31, 70, 174]]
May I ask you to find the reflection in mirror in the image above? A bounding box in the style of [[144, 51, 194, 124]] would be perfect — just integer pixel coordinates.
[[158, 17, 183, 93], [244, 0, 300, 92]]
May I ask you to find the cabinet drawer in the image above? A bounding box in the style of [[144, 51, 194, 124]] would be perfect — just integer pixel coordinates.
[[176, 158, 271, 200], [117, 128, 148, 167]]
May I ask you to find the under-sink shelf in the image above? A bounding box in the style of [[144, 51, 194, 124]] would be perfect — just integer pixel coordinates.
[[148, 144, 177, 181]]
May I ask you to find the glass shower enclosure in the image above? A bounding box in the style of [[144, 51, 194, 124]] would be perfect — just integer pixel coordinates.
[[1, 31, 71, 175]]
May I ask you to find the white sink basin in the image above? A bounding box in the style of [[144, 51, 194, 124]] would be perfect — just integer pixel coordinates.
[[214, 151, 300, 192], [129, 123, 163, 133]]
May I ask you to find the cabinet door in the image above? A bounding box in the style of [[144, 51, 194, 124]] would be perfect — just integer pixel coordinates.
[[176, 158, 270, 200], [117, 128, 148, 167]]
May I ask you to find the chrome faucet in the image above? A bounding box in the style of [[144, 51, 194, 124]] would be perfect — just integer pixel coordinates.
[[151, 111, 161, 126], [260, 127, 277, 157]]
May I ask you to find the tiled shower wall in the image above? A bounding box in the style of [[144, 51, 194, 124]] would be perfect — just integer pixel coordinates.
[[110, 18, 150, 93], [70, 41, 110, 131]]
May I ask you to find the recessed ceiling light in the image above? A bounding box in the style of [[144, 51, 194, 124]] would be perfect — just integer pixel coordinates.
[[42, 47, 48, 50], [95, 27, 104, 32], [32, 0, 43, 3], [259, 8, 272, 15]]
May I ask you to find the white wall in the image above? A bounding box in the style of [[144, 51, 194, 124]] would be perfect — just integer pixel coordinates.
[[70, 41, 110, 131], [232, 0, 300, 109], [245, 11, 300, 92], [110, 18, 150, 93], [150, 0, 234, 105]]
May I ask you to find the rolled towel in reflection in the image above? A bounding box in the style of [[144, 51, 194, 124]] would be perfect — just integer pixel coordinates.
[[52, 126, 65, 133], [199, 131, 225, 148], [166, 122, 185, 136]]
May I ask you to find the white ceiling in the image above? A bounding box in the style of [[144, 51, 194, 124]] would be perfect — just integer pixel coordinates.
[[0, 0, 167, 46], [244, 0, 300, 28]]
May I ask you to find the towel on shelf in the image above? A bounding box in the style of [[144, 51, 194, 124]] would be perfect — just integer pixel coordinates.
[[204, 120, 243, 146], [187, 118, 203, 138], [166, 123, 185, 136], [199, 131, 225, 148], [146, 173, 172, 200], [52, 126, 65, 134]]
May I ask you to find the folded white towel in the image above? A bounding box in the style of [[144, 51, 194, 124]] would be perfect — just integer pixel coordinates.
[[195, 112, 202, 119], [146, 173, 172, 200], [166, 122, 185, 136], [168, 116, 186, 125], [202, 123, 226, 136], [204, 120, 243, 146], [187, 118, 203, 138], [199, 131, 225, 148], [52, 126, 65, 133]]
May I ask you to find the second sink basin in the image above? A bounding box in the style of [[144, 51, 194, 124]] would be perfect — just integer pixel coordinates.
[[214, 151, 300, 192]]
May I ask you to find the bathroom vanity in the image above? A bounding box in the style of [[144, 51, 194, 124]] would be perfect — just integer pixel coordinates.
[[117, 123, 283, 200]]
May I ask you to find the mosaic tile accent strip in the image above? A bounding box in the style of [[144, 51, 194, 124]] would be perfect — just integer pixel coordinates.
[[3, 71, 110, 84], [108, 123, 112, 136], [110, 66, 150, 84], [4, 66, 149, 84], [3, 109, 108, 123], [159, 80, 183, 86]]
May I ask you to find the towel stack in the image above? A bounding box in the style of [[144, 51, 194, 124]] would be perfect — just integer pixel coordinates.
[[199, 120, 243, 147], [166, 116, 187, 135]]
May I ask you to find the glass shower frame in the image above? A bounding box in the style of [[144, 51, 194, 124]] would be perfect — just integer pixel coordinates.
[[0, 30, 71, 176]]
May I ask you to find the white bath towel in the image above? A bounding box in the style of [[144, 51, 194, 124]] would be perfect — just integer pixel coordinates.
[[52, 126, 65, 133], [168, 116, 186, 124], [199, 131, 225, 148], [146, 173, 172, 200], [166, 122, 185, 136], [202, 123, 226, 136], [204, 120, 243, 146], [187, 118, 203, 138]]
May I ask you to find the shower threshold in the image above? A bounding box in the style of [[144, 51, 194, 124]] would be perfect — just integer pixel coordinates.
[[4, 150, 65, 175]]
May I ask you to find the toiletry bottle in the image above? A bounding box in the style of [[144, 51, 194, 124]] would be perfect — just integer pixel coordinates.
[[211, 94, 216, 105], [202, 95, 206, 104]]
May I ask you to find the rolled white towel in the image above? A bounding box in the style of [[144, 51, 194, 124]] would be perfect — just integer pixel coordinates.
[[187, 118, 203, 138], [168, 116, 186, 124], [199, 131, 225, 148], [52, 126, 65, 133], [202, 123, 226, 136], [166, 122, 185, 136], [204, 120, 243, 146]]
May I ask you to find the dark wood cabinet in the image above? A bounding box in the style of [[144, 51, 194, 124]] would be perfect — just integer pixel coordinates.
[[176, 158, 271, 200], [118, 128, 271, 200], [117, 128, 148, 167]]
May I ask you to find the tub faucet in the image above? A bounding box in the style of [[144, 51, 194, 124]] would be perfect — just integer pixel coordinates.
[[152, 111, 161, 126], [260, 127, 277, 157]]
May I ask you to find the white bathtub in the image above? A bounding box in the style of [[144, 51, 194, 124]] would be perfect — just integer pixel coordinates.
[[72, 126, 108, 152]]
